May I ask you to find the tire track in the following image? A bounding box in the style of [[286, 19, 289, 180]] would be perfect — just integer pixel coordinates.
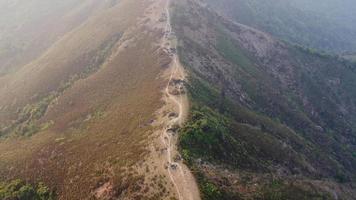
[[159, 0, 200, 199]]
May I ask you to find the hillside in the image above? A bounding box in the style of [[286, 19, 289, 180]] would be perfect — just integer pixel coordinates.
[[0, 0, 117, 76], [171, 0, 356, 199], [205, 0, 356, 54], [0, 0, 199, 199], [1, 0, 356, 199]]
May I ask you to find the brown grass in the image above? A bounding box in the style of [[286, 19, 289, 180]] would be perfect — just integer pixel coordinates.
[[0, 0, 173, 199]]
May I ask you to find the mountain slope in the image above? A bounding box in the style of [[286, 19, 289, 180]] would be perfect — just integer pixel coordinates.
[[205, 0, 356, 54], [171, 0, 356, 199], [0, 0, 199, 199], [1, 0, 356, 199], [0, 0, 116, 76]]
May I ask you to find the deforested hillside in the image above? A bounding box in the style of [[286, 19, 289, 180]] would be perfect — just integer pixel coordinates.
[[172, 0, 356, 199], [205, 0, 356, 54]]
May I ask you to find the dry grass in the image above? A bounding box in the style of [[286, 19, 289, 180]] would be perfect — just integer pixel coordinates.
[[0, 0, 175, 199]]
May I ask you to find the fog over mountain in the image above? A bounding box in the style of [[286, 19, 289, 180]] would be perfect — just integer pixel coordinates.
[[206, 0, 356, 54], [0, 0, 113, 76]]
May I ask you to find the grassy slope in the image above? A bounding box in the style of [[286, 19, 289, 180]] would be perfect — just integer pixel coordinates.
[[0, 0, 168, 199], [172, 0, 356, 199], [0, 0, 110, 76]]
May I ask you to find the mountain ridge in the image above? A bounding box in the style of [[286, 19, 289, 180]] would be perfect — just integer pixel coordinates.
[[1, 0, 356, 199]]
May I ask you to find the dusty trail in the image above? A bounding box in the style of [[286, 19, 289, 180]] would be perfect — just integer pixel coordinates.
[[158, 0, 201, 199]]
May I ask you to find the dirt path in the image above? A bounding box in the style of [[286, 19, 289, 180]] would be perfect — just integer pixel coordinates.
[[158, 0, 201, 199]]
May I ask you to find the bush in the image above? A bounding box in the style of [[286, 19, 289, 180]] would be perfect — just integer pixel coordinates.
[[179, 106, 234, 162], [201, 182, 223, 200], [0, 179, 55, 200]]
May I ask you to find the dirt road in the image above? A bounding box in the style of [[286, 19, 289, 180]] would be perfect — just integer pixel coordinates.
[[158, 0, 201, 199]]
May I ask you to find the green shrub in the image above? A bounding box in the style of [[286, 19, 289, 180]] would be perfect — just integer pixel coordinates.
[[201, 182, 223, 200], [36, 182, 55, 200], [0, 179, 55, 200], [179, 106, 235, 162]]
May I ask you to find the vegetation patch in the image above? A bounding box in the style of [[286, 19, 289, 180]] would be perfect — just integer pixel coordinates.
[[255, 180, 332, 200], [216, 31, 256, 76], [0, 179, 55, 200], [196, 173, 234, 200], [0, 93, 57, 137], [179, 106, 234, 162]]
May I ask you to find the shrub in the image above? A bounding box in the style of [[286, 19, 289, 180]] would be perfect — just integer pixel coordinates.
[[201, 182, 222, 200], [0, 179, 55, 200]]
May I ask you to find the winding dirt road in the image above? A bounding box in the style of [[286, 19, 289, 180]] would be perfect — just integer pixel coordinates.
[[158, 0, 201, 199]]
